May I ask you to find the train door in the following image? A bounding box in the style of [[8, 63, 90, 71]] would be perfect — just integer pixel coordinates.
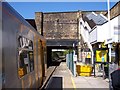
[[41, 42, 45, 81], [33, 36, 39, 88], [38, 40, 46, 87], [37, 39, 43, 87]]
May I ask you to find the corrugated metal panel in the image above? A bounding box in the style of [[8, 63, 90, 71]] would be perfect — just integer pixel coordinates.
[[86, 12, 107, 25], [83, 12, 108, 29]]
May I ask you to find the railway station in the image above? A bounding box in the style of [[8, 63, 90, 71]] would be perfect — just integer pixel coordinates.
[[0, 1, 120, 90]]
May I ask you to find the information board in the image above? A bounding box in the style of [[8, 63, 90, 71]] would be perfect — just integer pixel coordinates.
[[96, 50, 108, 62]]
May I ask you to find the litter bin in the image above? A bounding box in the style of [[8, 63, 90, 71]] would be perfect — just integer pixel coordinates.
[[76, 64, 92, 76]]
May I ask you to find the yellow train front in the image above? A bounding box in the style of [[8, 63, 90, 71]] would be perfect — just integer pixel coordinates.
[[0, 2, 47, 89]]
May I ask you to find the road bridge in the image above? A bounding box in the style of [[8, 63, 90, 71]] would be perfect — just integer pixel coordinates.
[[35, 11, 106, 67]]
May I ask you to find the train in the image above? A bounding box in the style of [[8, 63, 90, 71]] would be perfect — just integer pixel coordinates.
[[0, 2, 47, 89]]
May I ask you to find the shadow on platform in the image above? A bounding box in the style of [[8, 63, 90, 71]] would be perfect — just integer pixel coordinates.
[[45, 77, 63, 90], [49, 61, 61, 66]]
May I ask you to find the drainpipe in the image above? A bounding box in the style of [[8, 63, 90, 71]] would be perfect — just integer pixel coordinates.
[[77, 11, 82, 62], [107, 0, 112, 88]]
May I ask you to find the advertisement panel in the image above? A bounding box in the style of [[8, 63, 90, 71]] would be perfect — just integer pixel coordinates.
[[96, 50, 108, 62]]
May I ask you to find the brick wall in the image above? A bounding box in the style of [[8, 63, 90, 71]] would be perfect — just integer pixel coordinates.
[[43, 11, 80, 40], [105, 1, 120, 19], [35, 12, 43, 35], [35, 11, 106, 41]]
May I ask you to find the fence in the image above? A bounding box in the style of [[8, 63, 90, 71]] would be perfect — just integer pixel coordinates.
[[66, 51, 75, 75]]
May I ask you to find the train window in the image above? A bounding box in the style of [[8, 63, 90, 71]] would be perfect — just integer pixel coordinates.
[[111, 48, 116, 63], [18, 36, 33, 50], [18, 36, 34, 78], [28, 51, 34, 71]]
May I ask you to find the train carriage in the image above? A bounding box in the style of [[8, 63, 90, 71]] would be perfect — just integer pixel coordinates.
[[0, 2, 47, 89]]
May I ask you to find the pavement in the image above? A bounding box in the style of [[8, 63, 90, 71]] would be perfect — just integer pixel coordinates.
[[45, 61, 74, 89], [73, 76, 109, 89], [43, 62, 109, 89]]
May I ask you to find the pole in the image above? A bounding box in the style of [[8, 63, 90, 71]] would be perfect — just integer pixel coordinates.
[[78, 18, 81, 62], [102, 63, 105, 79], [77, 11, 82, 62], [107, 1, 112, 89], [107, 0, 111, 39], [107, 0, 110, 22]]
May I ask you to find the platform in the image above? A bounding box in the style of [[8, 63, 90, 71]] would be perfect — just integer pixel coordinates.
[[43, 61, 109, 89]]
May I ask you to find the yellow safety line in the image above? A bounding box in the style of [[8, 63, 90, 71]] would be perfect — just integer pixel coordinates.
[[71, 76, 76, 90]]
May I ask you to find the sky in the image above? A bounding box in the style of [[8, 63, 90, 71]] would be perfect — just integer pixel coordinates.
[[9, 2, 117, 19]]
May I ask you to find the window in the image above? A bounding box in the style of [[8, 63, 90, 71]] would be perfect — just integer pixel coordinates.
[[18, 36, 34, 78], [111, 47, 116, 63]]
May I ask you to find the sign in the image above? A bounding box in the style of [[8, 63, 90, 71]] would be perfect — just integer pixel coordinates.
[[96, 50, 108, 62], [114, 25, 120, 35], [86, 52, 91, 58], [18, 36, 33, 49], [74, 55, 77, 62], [114, 25, 120, 30], [24, 58, 29, 64]]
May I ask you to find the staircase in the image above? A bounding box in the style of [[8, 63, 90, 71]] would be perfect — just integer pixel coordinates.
[[80, 18, 94, 64]]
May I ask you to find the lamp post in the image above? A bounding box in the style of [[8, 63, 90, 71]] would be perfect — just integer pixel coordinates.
[[107, 0, 111, 65], [107, 0, 112, 89], [107, 0, 110, 23]]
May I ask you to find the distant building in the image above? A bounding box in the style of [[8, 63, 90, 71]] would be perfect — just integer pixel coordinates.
[[79, 1, 120, 76], [105, 1, 120, 20], [80, 12, 108, 64], [26, 19, 37, 30]]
